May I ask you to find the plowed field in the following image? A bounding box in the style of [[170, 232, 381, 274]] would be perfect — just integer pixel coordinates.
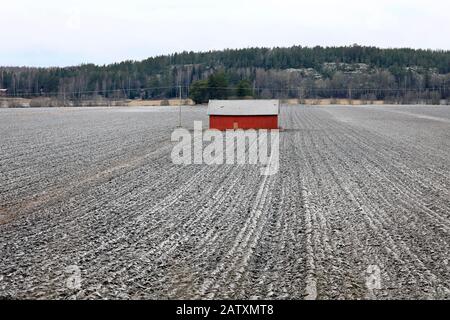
[[1, 105, 449, 299]]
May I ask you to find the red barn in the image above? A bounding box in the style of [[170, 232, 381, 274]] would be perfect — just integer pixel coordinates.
[[208, 100, 279, 130]]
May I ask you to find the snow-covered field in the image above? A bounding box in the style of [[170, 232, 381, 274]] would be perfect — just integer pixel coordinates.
[[0, 105, 449, 299]]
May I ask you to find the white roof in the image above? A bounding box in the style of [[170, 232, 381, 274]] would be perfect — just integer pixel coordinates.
[[208, 100, 279, 116]]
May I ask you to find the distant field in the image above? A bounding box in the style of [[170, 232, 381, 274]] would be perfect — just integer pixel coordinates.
[[0, 98, 195, 108], [4, 97, 449, 109], [0, 105, 449, 299]]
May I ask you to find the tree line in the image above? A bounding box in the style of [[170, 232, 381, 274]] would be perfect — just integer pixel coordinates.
[[1, 45, 449, 103]]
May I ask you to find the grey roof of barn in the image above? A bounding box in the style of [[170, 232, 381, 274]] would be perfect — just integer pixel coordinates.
[[208, 100, 279, 116]]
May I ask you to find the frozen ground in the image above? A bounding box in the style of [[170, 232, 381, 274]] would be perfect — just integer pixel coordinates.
[[0, 105, 449, 299]]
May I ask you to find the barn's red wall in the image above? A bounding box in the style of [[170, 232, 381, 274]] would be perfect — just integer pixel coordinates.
[[209, 115, 278, 130]]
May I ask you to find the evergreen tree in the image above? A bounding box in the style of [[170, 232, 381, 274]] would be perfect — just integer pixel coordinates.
[[207, 72, 229, 100], [189, 80, 209, 104], [236, 80, 253, 98]]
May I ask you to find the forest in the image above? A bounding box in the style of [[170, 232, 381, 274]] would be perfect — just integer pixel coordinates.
[[1, 45, 449, 103]]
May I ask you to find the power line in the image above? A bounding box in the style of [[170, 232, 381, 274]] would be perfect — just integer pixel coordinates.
[[4, 85, 449, 98]]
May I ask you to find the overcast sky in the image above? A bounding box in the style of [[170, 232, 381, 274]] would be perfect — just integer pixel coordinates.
[[1, 0, 449, 67]]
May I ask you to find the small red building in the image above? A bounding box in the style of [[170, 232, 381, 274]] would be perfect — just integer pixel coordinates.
[[208, 100, 279, 130]]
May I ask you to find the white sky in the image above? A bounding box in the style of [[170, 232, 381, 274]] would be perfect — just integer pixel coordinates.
[[1, 0, 449, 67]]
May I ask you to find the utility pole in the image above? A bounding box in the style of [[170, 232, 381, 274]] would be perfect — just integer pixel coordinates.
[[177, 68, 183, 127], [178, 85, 182, 127]]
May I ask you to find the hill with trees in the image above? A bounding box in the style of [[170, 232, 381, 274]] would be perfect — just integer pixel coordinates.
[[1, 45, 449, 104]]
